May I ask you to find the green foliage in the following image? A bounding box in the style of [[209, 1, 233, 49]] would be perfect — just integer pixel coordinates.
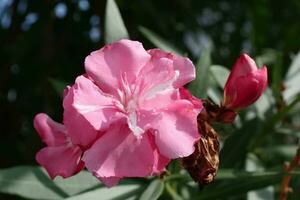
[[104, 0, 129, 44], [284, 51, 300, 102], [1, 0, 300, 200], [0, 166, 100, 200], [65, 183, 142, 200], [188, 47, 212, 98], [139, 27, 183, 55], [139, 179, 164, 200], [209, 65, 230, 89]]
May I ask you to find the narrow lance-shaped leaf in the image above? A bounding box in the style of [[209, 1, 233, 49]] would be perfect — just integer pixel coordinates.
[[139, 179, 164, 200], [139, 26, 183, 55], [209, 65, 230, 89], [284, 51, 300, 102], [221, 119, 262, 168], [246, 154, 274, 200], [188, 46, 212, 98], [203, 65, 229, 104], [255, 49, 277, 68], [198, 167, 300, 199], [198, 175, 281, 200], [104, 0, 129, 44], [65, 183, 143, 200], [0, 166, 100, 200]]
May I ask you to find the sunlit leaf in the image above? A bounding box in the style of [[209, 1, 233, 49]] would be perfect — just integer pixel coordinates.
[[0, 166, 100, 200], [139, 179, 164, 200], [188, 47, 211, 98], [257, 145, 299, 159], [209, 65, 230, 89], [246, 154, 274, 200], [284, 51, 300, 102], [275, 128, 300, 138], [253, 88, 275, 120], [255, 49, 278, 67], [195, 168, 300, 199], [139, 26, 183, 55], [104, 0, 129, 44], [207, 87, 222, 104], [65, 183, 142, 200], [199, 175, 280, 199], [249, 94, 300, 149]]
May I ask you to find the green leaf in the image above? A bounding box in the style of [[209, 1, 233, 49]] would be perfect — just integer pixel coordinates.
[[207, 87, 222, 104], [49, 78, 68, 97], [198, 167, 300, 199], [172, 166, 300, 199], [0, 166, 100, 200], [167, 169, 300, 182], [253, 88, 275, 120], [188, 47, 211, 98], [139, 179, 164, 200], [255, 49, 278, 67], [246, 154, 274, 200], [275, 127, 300, 138], [104, 0, 129, 44], [257, 145, 299, 159], [139, 26, 183, 55], [209, 65, 230, 89], [284, 51, 300, 102], [199, 175, 280, 199], [65, 183, 143, 200], [215, 169, 282, 180], [220, 119, 262, 168], [165, 182, 183, 200], [269, 52, 283, 104], [249, 94, 300, 150]]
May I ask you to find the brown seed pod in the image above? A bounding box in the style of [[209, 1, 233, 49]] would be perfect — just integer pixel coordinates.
[[181, 112, 220, 185]]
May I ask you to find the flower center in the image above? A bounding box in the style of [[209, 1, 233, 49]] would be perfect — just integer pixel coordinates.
[[117, 74, 143, 138]]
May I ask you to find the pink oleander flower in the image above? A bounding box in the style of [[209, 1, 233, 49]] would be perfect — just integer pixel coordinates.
[[63, 39, 202, 187], [33, 113, 84, 179], [223, 54, 268, 110]]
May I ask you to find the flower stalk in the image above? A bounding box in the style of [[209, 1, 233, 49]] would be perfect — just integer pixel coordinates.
[[279, 146, 300, 200]]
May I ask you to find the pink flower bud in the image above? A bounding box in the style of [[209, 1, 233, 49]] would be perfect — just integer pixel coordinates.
[[223, 54, 268, 110]]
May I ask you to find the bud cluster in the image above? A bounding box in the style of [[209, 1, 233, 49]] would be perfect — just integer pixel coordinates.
[[182, 54, 268, 186]]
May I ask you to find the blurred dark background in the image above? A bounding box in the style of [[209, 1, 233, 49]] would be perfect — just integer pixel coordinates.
[[0, 0, 299, 169]]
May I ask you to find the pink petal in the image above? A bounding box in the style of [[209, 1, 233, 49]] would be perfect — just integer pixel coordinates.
[[179, 87, 203, 110], [36, 145, 83, 179], [96, 176, 121, 188], [83, 124, 155, 178], [224, 54, 268, 109], [33, 113, 68, 146], [147, 133, 170, 174], [154, 100, 200, 159], [63, 86, 71, 98], [152, 150, 170, 174], [85, 40, 151, 96], [63, 75, 124, 147], [137, 54, 176, 100], [224, 54, 257, 96], [228, 66, 268, 109], [141, 90, 180, 111], [135, 110, 162, 132], [147, 49, 195, 88], [260, 66, 268, 92], [227, 54, 257, 82]]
